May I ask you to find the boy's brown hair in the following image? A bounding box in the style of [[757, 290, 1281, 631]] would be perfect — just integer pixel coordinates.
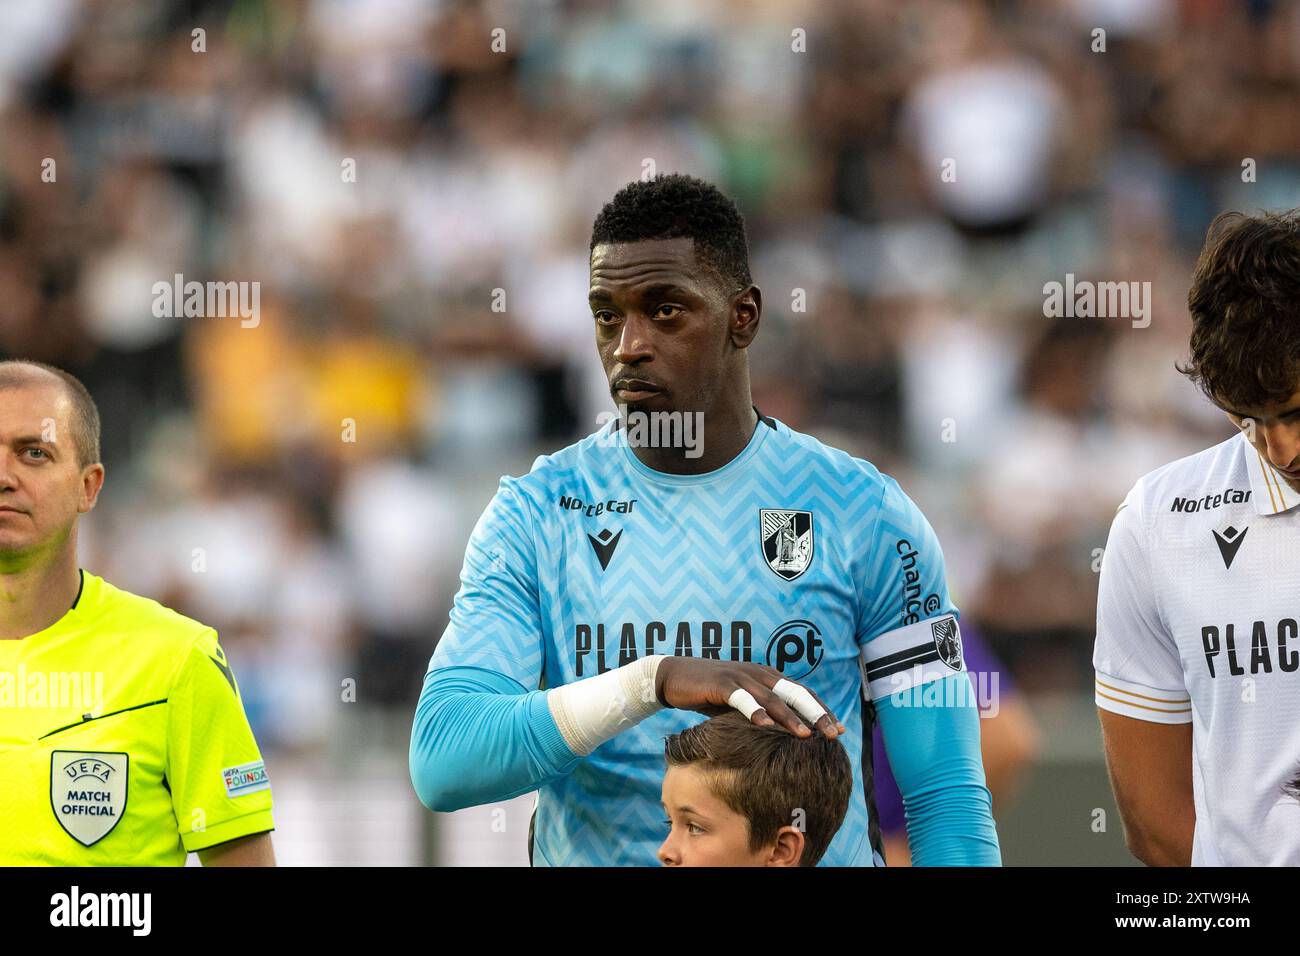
[[1181, 208, 1300, 411], [664, 711, 852, 866]]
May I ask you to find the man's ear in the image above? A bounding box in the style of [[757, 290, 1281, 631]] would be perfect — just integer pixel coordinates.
[[78, 463, 105, 515], [730, 286, 761, 350]]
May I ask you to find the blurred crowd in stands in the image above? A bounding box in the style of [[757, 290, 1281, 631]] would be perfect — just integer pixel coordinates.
[[2, 0, 1296, 796]]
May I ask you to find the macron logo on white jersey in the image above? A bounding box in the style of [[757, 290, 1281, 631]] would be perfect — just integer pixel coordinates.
[[1211, 525, 1248, 569]]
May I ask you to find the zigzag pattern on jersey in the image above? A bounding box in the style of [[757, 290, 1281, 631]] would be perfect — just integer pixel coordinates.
[[537, 439, 889, 657], [434, 481, 547, 687], [510, 422, 926, 866], [428, 421, 948, 865]]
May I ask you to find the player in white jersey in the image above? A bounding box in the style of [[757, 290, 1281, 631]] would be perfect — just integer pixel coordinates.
[[1095, 209, 1300, 866]]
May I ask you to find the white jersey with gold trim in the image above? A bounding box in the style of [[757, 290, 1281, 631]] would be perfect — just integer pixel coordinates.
[[1094, 431, 1300, 866]]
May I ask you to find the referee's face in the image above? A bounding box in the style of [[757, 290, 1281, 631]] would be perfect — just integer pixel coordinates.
[[590, 237, 754, 417], [0, 383, 102, 563]]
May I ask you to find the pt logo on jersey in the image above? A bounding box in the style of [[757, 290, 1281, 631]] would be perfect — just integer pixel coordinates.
[[760, 509, 813, 581], [766, 620, 824, 680], [50, 751, 128, 847], [1212, 525, 1248, 570], [931, 617, 963, 670], [587, 528, 622, 571]]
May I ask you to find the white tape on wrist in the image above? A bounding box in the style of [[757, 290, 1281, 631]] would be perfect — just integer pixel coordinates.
[[547, 655, 668, 756], [771, 678, 827, 726]]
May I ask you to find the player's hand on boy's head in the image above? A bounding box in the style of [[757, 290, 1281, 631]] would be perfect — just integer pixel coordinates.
[[653, 658, 847, 739]]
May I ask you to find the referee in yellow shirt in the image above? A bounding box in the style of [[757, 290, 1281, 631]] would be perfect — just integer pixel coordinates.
[[0, 360, 276, 865]]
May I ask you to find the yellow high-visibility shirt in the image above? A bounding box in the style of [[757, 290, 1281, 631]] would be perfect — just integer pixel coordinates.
[[0, 571, 274, 864]]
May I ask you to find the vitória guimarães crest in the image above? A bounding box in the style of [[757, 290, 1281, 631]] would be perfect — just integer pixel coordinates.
[[760, 509, 813, 581]]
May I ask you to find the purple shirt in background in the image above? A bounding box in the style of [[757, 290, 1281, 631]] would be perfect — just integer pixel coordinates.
[[870, 621, 1009, 837]]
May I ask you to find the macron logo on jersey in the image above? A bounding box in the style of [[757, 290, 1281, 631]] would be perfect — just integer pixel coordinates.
[[587, 528, 622, 570], [1212, 525, 1248, 569]]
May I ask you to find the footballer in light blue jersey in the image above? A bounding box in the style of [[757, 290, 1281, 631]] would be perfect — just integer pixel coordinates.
[[410, 173, 1000, 867]]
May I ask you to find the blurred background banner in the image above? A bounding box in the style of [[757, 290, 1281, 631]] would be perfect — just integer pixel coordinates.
[[2, 0, 1295, 865]]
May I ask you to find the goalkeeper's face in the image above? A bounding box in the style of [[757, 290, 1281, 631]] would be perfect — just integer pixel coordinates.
[[657, 764, 802, 867], [0, 384, 103, 566], [590, 237, 752, 418]]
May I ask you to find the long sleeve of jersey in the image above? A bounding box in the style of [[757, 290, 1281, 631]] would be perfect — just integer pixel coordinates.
[[409, 666, 580, 812], [875, 675, 1001, 865], [856, 477, 1001, 866], [409, 477, 581, 811]]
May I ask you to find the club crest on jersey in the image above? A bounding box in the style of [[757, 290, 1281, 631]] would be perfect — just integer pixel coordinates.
[[931, 617, 963, 670], [50, 751, 128, 847], [760, 509, 814, 581]]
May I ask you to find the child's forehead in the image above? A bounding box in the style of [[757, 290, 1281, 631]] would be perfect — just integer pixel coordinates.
[[663, 764, 736, 811], [664, 762, 712, 787]]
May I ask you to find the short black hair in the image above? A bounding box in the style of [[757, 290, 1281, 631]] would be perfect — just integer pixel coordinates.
[[0, 360, 102, 467], [590, 173, 752, 294]]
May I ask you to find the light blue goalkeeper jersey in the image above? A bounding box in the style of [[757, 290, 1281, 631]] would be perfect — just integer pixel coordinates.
[[415, 411, 998, 866]]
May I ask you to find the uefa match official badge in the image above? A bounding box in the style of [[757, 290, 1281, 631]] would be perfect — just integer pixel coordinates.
[[760, 509, 814, 581], [50, 751, 129, 846]]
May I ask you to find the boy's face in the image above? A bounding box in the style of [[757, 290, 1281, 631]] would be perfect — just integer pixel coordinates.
[[657, 764, 803, 867]]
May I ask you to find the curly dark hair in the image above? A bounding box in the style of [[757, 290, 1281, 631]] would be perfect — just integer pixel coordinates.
[[664, 710, 852, 866], [589, 173, 752, 294], [1180, 209, 1300, 412]]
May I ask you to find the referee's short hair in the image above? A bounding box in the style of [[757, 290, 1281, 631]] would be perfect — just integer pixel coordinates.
[[0, 360, 102, 468]]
